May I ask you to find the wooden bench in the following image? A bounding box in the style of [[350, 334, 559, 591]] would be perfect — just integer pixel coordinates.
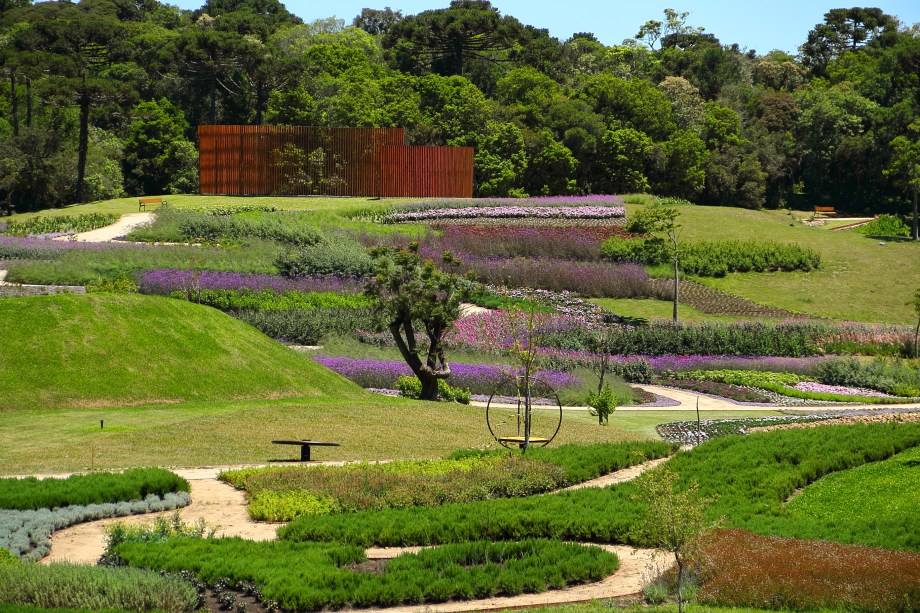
[[496, 436, 550, 449], [272, 440, 341, 461], [139, 197, 166, 211], [813, 206, 836, 216]]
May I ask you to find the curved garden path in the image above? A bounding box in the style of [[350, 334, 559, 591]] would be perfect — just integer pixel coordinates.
[[42, 459, 670, 604], [52, 212, 155, 242]]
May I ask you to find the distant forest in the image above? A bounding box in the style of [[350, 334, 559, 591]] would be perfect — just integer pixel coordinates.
[[1, 1, 918, 213]]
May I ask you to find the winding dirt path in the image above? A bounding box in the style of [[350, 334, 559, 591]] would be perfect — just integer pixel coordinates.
[[42, 460, 670, 605]]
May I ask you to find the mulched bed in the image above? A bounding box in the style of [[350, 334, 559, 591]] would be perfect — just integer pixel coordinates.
[[648, 279, 797, 318]]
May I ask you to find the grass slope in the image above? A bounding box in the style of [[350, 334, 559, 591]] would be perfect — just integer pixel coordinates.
[[0, 294, 363, 411], [622, 203, 919, 323]]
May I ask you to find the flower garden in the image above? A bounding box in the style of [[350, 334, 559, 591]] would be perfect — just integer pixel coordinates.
[[1, 194, 919, 612]]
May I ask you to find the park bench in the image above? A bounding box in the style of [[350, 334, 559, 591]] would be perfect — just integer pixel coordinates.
[[496, 436, 550, 449], [813, 206, 836, 216], [138, 197, 167, 211], [272, 439, 341, 461]]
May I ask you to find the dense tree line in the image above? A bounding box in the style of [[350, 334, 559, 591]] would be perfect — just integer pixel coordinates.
[[0, 0, 918, 214]]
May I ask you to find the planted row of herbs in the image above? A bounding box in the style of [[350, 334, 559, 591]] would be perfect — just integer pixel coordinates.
[[112, 538, 618, 611], [219, 441, 674, 522], [278, 423, 920, 552]]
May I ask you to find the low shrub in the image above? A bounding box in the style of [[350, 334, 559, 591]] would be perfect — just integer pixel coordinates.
[[601, 237, 821, 276], [1, 214, 120, 237], [104, 511, 217, 553], [817, 357, 920, 397], [698, 529, 920, 611], [235, 307, 382, 344], [0, 493, 191, 561], [129, 209, 322, 247], [276, 234, 374, 278], [856, 213, 910, 238], [114, 537, 618, 610], [137, 269, 364, 295], [395, 376, 471, 404], [0, 562, 199, 613], [427, 225, 633, 261], [223, 455, 567, 520], [0, 469, 189, 511], [279, 423, 920, 552], [224, 441, 673, 521], [166, 288, 373, 312], [448, 256, 667, 299]]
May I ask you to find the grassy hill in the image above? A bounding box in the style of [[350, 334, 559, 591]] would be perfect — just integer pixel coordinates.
[[0, 293, 365, 411]]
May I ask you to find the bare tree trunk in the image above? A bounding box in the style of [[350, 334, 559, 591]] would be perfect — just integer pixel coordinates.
[[676, 559, 685, 613], [9, 72, 18, 137], [25, 77, 32, 128], [75, 74, 90, 203]]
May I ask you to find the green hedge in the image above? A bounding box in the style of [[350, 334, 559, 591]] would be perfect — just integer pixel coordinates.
[[279, 423, 920, 552], [0, 469, 189, 511], [817, 357, 920, 397], [115, 538, 618, 611], [601, 237, 820, 276], [170, 289, 373, 312]]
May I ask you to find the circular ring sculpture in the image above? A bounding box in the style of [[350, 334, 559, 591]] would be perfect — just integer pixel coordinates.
[[485, 374, 563, 450]]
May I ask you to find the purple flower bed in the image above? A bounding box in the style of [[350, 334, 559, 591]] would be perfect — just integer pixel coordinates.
[[394, 195, 625, 211], [648, 355, 831, 375], [0, 235, 137, 259], [440, 255, 663, 299], [137, 269, 364, 295], [790, 381, 894, 398], [447, 310, 591, 352], [387, 206, 627, 223], [313, 356, 579, 394]]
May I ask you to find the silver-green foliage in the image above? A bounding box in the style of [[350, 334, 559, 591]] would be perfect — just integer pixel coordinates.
[[0, 562, 199, 613], [0, 493, 190, 561]]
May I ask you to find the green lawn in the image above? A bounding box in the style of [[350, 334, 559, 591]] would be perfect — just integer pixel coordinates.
[[0, 294, 364, 411], [622, 202, 920, 323]]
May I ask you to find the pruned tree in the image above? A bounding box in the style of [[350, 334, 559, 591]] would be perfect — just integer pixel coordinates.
[[364, 243, 472, 401], [630, 465, 714, 613]]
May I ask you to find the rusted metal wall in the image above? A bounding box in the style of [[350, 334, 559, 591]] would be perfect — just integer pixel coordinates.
[[198, 125, 473, 198], [379, 146, 474, 198]]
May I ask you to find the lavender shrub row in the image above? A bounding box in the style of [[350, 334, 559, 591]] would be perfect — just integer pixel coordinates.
[[444, 255, 665, 299], [137, 269, 364, 296], [387, 206, 626, 223], [313, 356, 580, 395], [392, 195, 625, 213]]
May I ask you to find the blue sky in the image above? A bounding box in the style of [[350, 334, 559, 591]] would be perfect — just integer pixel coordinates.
[[173, 1, 920, 56]]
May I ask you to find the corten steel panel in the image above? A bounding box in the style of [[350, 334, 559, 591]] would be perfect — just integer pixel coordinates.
[[379, 146, 474, 198], [198, 126, 472, 198]]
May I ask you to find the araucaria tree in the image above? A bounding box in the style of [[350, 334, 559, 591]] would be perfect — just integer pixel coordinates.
[[365, 243, 471, 401]]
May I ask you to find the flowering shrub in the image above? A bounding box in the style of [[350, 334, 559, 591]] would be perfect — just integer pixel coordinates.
[[236, 307, 381, 345], [137, 269, 364, 295], [445, 256, 665, 299], [816, 322, 914, 356], [391, 195, 625, 212], [387, 206, 626, 223], [427, 225, 633, 261], [816, 356, 920, 396], [791, 381, 893, 398], [313, 356, 579, 395]]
